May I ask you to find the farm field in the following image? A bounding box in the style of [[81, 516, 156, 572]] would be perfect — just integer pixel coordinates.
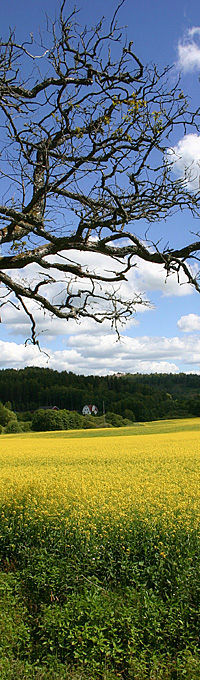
[[0, 419, 199, 679]]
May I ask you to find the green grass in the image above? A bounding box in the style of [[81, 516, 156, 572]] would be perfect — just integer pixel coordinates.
[[3, 416, 200, 441], [0, 519, 199, 679]]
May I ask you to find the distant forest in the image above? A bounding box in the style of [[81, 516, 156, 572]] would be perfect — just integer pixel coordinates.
[[0, 367, 200, 422]]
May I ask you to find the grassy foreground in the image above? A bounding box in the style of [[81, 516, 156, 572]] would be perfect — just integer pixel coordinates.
[[0, 419, 199, 679]]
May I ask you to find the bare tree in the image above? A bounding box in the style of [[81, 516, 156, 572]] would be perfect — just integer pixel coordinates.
[[0, 0, 200, 344]]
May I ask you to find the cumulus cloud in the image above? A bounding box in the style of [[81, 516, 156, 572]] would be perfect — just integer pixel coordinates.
[[177, 27, 200, 72], [177, 313, 200, 332], [168, 133, 200, 190], [0, 340, 49, 369], [1, 251, 194, 343], [133, 258, 194, 297], [66, 333, 200, 373], [1, 298, 139, 342], [0, 250, 197, 380], [1, 332, 200, 375]]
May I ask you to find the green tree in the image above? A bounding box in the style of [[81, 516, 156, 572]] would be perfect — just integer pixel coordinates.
[[0, 402, 16, 427], [106, 412, 125, 427], [32, 408, 84, 431], [32, 410, 63, 432], [123, 409, 135, 422], [4, 420, 22, 434], [4, 401, 12, 411]]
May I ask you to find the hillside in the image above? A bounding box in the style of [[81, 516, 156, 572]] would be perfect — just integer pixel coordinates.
[[0, 368, 200, 422]]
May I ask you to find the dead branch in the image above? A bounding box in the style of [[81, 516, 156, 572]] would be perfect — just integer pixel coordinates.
[[0, 4, 200, 343]]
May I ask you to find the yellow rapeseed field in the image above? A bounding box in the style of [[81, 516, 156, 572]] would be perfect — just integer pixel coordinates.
[[0, 420, 199, 532], [0, 420, 199, 678]]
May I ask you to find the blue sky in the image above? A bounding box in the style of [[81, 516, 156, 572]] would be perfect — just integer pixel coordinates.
[[1, 0, 200, 374]]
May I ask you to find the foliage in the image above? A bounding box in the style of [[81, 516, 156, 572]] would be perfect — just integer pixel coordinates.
[[20, 422, 32, 433], [32, 408, 85, 431], [0, 573, 31, 659], [0, 367, 198, 423], [4, 401, 12, 411], [17, 411, 33, 422], [82, 415, 98, 429], [4, 420, 22, 434], [106, 412, 125, 426], [31, 407, 135, 432], [1, 4, 200, 341], [0, 401, 15, 427], [123, 409, 135, 422], [0, 400, 20, 433]]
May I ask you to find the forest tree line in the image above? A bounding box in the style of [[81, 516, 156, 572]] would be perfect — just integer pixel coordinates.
[[0, 368, 200, 427]]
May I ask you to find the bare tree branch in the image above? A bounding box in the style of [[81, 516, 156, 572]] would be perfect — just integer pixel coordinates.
[[0, 5, 200, 344]]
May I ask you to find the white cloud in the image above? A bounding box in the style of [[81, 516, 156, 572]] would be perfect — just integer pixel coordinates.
[[188, 28, 200, 39], [67, 333, 197, 368], [1, 252, 194, 342], [0, 340, 49, 369], [168, 133, 200, 190], [1, 250, 193, 356], [47, 251, 197, 299], [177, 27, 200, 72], [1, 299, 139, 341], [1, 332, 200, 375], [133, 258, 194, 297], [177, 313, 200, 332]]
